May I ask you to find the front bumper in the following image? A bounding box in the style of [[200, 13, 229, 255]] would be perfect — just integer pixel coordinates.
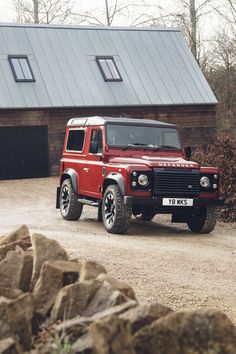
[[124, 196, 224, 207]]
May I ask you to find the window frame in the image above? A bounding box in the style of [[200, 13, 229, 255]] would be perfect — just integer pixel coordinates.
[[89, 128, 103, 155], [8, 55, 35, 83], [66, 128, 86, 153], [96, 56, 122, 82]]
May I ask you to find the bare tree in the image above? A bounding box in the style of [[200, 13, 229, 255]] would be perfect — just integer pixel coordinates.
[[73, 0, 166, 27], [13, 0, 75, 24], [172, 0, 216, 62], [207, 30, 236, 133]]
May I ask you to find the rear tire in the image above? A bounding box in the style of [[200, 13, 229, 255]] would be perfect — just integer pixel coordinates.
[[102, 184, 132, 234], [60, 179, 83, 221], [187, 206, 217, 234]]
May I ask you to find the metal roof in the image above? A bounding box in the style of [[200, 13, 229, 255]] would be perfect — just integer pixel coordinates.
[[0, 23, 217, 109], [67, 116, 174, 127]]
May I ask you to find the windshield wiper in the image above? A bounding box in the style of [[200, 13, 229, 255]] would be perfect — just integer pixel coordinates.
[[122, 143, 149, 151], [155, 145, 181, 151]]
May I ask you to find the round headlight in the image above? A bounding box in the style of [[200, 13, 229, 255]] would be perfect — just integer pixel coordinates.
[[138, 174, 149, 186], [200, 176, 210, 188]]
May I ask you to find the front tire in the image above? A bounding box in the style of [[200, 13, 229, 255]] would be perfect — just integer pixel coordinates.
[[187, 206, 217, 234], [60, 179, 83, 221], [102, 184, 132, 234]]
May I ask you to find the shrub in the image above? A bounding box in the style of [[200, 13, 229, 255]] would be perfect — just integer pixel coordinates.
[[193, 136, 236, 222]]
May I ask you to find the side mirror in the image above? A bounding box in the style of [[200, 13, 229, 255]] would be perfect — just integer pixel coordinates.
[[185, 146, 192, 160], [90, 141, 98, 154]]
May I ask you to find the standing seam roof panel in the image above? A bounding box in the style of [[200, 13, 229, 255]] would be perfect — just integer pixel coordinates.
[[0, 24, 217, 109], [174, 33, 217, 103], [101, 30, 139, 105], [87, 29, 123, 106]]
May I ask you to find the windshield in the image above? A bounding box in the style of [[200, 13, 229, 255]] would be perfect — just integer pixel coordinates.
[[106, 124, 182, 150]]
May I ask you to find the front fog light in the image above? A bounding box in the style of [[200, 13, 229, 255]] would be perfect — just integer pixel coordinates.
[[138, 174, 149, 186], [132, 181, 137, 187], [200, 176, 210, 188], [213, 184, 217, 189]]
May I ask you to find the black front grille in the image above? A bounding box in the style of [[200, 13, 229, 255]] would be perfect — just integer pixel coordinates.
[[154, 168, 200, 196]]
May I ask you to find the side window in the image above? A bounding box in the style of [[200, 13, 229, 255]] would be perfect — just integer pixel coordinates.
[[66, 129, 85, 151], [89, 129, 103, 154]]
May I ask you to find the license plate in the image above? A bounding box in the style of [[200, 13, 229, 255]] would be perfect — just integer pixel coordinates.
[[162, 198, 193, 207]]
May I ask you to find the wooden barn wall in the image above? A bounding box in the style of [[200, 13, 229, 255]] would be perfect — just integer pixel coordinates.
[[0, 105, 217, 176]]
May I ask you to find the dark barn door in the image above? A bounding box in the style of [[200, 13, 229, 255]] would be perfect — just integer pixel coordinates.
[[0, 126, 49, 179]]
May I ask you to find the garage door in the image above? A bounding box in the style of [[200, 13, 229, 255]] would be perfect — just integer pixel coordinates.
[[0, 126, 49, 179]]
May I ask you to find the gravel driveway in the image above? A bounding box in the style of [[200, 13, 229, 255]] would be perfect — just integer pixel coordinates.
[[1, 177, 236, 324]]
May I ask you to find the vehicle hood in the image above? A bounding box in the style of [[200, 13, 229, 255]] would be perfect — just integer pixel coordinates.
[[109, 156, 199, 169]]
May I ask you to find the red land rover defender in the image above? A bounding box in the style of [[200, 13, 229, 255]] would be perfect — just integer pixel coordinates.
[[56, 116, 222, 234]]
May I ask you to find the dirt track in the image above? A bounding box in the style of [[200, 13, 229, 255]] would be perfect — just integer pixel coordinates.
[[0, 177, 236, 323]]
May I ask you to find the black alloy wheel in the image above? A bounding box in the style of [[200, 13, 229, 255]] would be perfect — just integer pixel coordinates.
[[60, 179, 83, 220]]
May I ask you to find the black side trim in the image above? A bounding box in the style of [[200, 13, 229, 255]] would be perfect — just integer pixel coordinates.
[[56, 187, 61, 209]]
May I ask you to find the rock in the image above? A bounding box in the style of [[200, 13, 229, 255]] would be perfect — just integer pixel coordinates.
[[0, 240, 31, 261], [56, 300, 137, 341], [0, 248, 33, 291], [132, 310, 236, 354], [0, 338, 22, 354], [0, 226, 30, 246], [72, 334, 95, 354], [19, 252, 33, 292], [82, 282, 129, 317], [120, 303, 172, 333], [0, 288, 23, 300], [51, 279, 100, 322], [97, 273, 136, 300], [31, 233, 68, 289], [33, 260, 81, 318], [90, 315, 135, 354], [79, 261, 106, 282], [0, 293, 33, 351], [91, 299, 137, 322]]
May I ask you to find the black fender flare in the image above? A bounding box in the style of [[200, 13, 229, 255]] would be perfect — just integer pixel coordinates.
[[61, 168, 78, 191], [103, 173, 125, 195]]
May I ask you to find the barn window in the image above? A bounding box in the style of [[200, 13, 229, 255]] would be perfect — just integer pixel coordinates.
[[96, 56, 122, 82], [8, 55, 35, 82]]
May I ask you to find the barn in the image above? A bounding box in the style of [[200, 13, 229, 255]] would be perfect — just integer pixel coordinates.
[[0, 23, 217, 179]]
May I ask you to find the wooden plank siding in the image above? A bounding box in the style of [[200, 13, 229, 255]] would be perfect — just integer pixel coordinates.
[[0, 104, 217, 176]]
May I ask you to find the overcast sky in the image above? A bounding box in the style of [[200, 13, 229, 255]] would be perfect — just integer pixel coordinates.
[[0, 0, 222, 37]]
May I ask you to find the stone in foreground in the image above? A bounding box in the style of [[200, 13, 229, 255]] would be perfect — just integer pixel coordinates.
[[0, 225, 30, 246], [132, 310, 236, 354], [120, 303, 172, 333], [0, 293, 33, 351], [97, 273, 136, 301], [31, 233, 68, 289], [0, 248, 33, 291], [0, 337, 22, 354], [83, 283, 128, 317], [33, 260, 81, 317], [90, 315, 135, 354], [79, 261, 107, 282], [51, 279, 100, 322]]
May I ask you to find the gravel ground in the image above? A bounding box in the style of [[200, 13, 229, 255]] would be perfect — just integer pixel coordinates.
[[0, 177, 236, 323]]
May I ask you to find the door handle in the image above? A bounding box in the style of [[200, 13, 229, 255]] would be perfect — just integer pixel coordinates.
[[83, 168, 90, 172]]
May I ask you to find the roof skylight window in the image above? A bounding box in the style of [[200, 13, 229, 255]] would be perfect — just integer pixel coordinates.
[[96, 56, 122, 82], [8, 55, 35, 82]]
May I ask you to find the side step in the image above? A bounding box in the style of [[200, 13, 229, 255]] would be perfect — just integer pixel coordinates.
[[78, 198, 99, 207]]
